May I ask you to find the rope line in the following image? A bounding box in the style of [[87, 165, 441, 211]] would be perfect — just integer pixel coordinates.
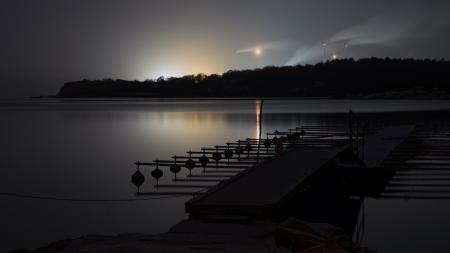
[[0, 192, 191, 202]]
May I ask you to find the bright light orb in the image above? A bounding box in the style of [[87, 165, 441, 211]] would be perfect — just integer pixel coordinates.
[[332, 54, 338, 60], [254, 48, 262, 56]]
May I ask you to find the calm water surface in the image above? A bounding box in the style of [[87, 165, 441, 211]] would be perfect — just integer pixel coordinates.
[[1, 99, 450, 252]]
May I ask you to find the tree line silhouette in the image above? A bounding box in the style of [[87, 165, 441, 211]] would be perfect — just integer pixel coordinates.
[[57, 58, 450, 98]]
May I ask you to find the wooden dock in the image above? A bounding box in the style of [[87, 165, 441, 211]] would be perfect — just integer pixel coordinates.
[[185, 125, 418, 218], [186, 145, 350, 217], [132, 118, 423, 220], [344, 125, 416, 197], [359, 125, 416, 168]]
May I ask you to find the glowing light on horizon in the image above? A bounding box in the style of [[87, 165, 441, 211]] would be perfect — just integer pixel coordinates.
[[332, 53, 338, 60], [145, 66, 184, 80], [236, 40, 289, 56]]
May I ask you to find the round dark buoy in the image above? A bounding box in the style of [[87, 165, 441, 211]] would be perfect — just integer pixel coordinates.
[[151, 163, 163, 187], [131, 168, 145, 194], [212, 146, 222, 167], [245, 142, 252, 152], [185, 158, 195, 176], [287, 129, 293, 141], [212, 152, 222, 162], [224, 148, 233, 159], [264, 138, 271, 148], [300, 129, 306, 139], [235, 146, 244, 155], [275, 138, 284, 154], [170, 157, 181, 181], [272, 136, 279, 145], [292, 132, 300, 142], [199, 152, 209, 173], [185, 151, 196, 176], [235, 141, 243, 161], [224, 144, 233, 165], [199, 154, 209, 166], [286, 133, 294, 142], [244, 139, 252, 157]]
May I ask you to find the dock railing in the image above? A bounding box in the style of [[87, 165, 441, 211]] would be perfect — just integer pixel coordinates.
[[348, 110, 368, 164], [131, 125, 349, 196]]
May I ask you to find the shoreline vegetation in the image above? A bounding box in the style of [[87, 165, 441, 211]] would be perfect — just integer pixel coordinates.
[[56, 58, 450, 99]]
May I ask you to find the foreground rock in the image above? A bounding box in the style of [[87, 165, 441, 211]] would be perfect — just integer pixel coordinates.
[[28, 219, 376, 253]]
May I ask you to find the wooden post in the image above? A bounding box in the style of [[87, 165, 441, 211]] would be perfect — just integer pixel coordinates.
[[256, 99, 264, 163], [349, 110, 353, 149]]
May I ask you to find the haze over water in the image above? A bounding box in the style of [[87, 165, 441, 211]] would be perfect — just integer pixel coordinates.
[[2, 99, 450, 252]]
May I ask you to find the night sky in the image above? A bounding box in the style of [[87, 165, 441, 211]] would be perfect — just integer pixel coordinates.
[[1, 0, 450, 97]]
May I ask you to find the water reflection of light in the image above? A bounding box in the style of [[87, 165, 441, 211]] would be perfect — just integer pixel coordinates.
[[137, 111, 228, 152], [155, 112, 221, 135], [256, 99, 262, 140]]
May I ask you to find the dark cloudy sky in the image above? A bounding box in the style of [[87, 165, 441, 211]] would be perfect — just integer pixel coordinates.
[[1, 0, 450, 97]]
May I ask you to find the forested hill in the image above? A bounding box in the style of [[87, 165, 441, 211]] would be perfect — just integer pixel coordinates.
[[57, 58, 450, 98]]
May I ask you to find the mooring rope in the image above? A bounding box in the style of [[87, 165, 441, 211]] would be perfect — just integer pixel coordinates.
[[0, 192, 191, 202]]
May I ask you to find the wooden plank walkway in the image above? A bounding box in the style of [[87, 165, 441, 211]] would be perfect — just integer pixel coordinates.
[[361, 125, 416, 168], [186, 145, 349, 217], [186, 125, 418, 216]]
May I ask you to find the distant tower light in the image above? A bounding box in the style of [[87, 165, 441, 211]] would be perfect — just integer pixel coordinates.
[[254, 48, 262, 56], [332, 53, 338, 60]]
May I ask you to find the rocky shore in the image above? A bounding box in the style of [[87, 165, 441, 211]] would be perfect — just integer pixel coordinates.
[[19, 218, 376, 253]]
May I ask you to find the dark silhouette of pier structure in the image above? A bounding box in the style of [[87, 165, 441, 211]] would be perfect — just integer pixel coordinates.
[[130, 110, 450, 239]]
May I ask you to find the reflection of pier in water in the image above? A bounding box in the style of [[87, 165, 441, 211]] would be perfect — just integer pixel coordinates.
[[369, 125, 450, 200]]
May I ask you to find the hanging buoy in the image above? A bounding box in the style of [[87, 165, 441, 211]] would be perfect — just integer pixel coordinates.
[[212, 151, 222, 162], [131, 164, 145, 195], [287, 129, 297, 143], [224, 143, 233, 159], [244, 143, 252, 152], [275, 138, 284, 154], [185, 159, 195, 176], [212, 146, 222, 168], [199, 150, 209, 173], [300, 128, 306, 139], [287, 129, 293, 142], [264, 133, 271, 151], [212, 152, 222, 161], [170, 156, 181, 181], [235, 146, 244, 155], [151, 162, 163, 187], [292, 132, 301, 143], [199, 154, 209, 166], [264, 138, 271, 148], [272, 136, 279, 145], [235, 141, 243, 161], [185, 151, 196, 176], [244, 138, 253, 154], [224, 149, 233, 159]]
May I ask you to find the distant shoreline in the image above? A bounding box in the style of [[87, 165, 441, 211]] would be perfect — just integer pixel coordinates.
[[32, 95, 450, 101], [54, 58, 450, 99]]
